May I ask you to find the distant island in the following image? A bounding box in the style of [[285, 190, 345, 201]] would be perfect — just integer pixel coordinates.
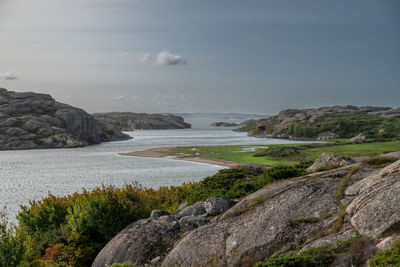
[[93, 112, 191, 130], [237, 105, 400, 141], [0, 88, 130, 150]]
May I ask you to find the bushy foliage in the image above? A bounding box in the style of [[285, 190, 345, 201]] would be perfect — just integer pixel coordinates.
[[187, 166, 308, 204], [14, 182, 197, 267], [0, 210, 30, 267], [369, 238, 400, 267], [2, 165, 308, 266], [362, 156, 398, 168], [253, 146, 301, 160], [255, 254, 319, 267], [255, 245, 338, 267]]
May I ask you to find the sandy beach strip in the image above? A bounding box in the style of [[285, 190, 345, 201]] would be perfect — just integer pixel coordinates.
[[119, 147, 240, 167]]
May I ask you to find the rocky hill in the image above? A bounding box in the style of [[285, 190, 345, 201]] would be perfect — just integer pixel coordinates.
[[0, 88, 131, 150], [92, 153, 400, 266], [93, 112, 191, 130], [237, 105, 400, 141]]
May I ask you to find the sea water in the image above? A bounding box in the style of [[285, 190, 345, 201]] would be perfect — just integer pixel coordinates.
[[0, 120, 307, 221]]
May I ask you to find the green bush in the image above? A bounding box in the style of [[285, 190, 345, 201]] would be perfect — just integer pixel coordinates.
[[186, 166, 307, 204], [253, 146, 301, 160], [255, 255, 319, 267], [362, 156, 398, 168], [369, 238, 400, 267], [262, 165, 308, 181], [15, 182, 198, 267], [0, 210, 29, 267]]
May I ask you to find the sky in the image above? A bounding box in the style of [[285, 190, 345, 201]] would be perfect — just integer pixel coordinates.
[[0, 0, 399, 115]]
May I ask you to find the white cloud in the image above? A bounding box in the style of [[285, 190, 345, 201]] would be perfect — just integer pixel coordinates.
[[116, 95, 126, 100], [0, 71, 18, 80], [119, 52, 129, 57], [139, 51, 186, 66], [156, 51, 186, 66], [139, 53, 153, 63]]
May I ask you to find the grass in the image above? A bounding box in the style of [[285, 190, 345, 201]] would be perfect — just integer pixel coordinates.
[[162, 141, 400, 167]]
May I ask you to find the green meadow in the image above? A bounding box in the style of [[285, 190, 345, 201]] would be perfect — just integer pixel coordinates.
[[163, 141, 400, 166]]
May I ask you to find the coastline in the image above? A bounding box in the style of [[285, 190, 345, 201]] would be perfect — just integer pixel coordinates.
[[119, 147, 240, 167]]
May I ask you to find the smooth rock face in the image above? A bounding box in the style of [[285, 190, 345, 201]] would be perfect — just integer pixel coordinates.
[[346, 160, 400, 238], [91, 217, 181, 267], [92, 198, 235, 266], [93, 112, 191, 130], [204, 197, 236, 216], [0, 88, 130, 150], [307, 153, 355, 172], [162, 170, 348, 267]]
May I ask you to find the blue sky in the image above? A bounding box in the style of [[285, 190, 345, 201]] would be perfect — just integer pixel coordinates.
[[0, 0, 399, 114]]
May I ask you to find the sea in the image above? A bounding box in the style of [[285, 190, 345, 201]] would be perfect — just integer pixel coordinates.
[[0, 114, 306, 221]]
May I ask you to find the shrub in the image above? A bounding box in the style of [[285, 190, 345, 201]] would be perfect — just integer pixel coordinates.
[[362, 156, 398, 168], [262, 165, 307, 181], [369, 238, 400, 267], [0, 210, 28, 267], [253, 146, 302, 160], [315, 165, 341, 172], [255, 254, 319, 267]]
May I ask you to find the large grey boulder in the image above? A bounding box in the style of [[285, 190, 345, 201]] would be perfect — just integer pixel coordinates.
[[307, 153, 355, 172], [346, 159, 400, 238], [92, 197, 235, 266], [204, 197, 236, 216], [92, 214, 181, 267], [162, 168, 353, 267], [0, 88, 131, 150]]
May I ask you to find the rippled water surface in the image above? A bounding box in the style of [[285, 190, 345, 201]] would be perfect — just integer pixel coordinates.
[[0, 122, 306, 221]]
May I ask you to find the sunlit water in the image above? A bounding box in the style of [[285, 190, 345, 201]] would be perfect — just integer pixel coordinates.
[[0, 121, 307, 221]]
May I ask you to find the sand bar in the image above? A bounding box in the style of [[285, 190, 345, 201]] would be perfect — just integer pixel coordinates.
[[119, 147, 240, 167]]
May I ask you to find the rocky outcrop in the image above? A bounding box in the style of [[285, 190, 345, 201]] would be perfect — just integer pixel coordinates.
[[93, 158, 400, 266], [0, 88, 130, 150], [238, 105, 400, 140], [307, 153, 355, 172], [210, 122, 239, 127], [91, 197, 236, 267], [346, 160, 400, 238], [93, 112, 191, 130]]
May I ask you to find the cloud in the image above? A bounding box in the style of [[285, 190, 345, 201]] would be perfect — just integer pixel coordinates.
[[116, 95, 126, 100], [156, 51, 186, 66], [0, 71, 18, 80], [139, 51, 186, 66], [139, 53, 153, 64], [119, 52, 129, 57]]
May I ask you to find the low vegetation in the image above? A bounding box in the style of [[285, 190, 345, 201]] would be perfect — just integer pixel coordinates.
[[369, 238, 400, 266], [256, 236, 377, 267], [163, 141, 400, 167], [0, 165, 309, 266], [240, 113, 400, 140]]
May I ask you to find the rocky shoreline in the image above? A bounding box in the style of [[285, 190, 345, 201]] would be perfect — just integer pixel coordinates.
[[0, 88, 131, 150], [93, 112, 191, 130], [238, 105, 400, 141]]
